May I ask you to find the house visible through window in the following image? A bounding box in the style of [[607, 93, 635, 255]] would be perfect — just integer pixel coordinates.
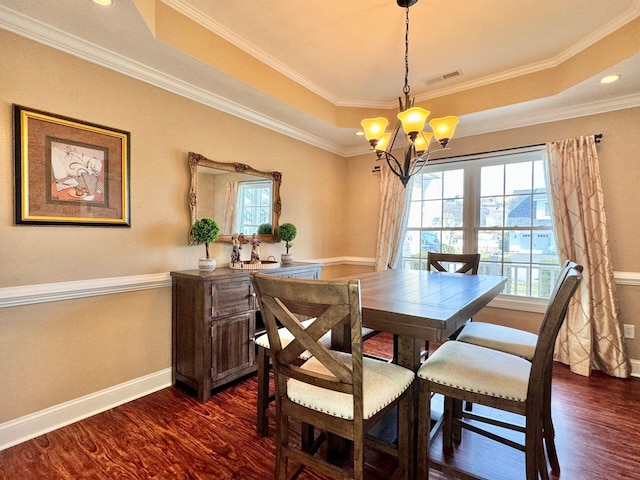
[[235, 180, 272, 235], [398, 147, 561, 298]]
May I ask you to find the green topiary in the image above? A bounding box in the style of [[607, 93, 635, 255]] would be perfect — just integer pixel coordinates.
[[257, 223, 272, 234], [277, 223, 297, 253], [191, 217, 220, 259]]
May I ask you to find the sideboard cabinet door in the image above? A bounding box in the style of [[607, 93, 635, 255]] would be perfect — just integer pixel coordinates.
[[171, 263, 321, 402]]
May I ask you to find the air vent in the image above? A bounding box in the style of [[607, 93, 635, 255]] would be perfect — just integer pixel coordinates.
[[423, 69, 463, 86]]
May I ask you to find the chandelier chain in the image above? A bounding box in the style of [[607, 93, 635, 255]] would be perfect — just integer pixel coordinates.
[[403, 6, 410, 97]]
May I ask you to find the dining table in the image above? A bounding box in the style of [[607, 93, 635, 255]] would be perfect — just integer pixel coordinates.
[[332, 268, 507, 479]]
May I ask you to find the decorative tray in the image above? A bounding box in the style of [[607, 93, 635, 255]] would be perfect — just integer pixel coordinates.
[[230, 260, 280, 270]]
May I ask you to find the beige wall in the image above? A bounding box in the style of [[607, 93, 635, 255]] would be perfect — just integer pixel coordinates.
[[1, 27, 639, 428], [0, 30, 347, 423], [346, 107, 640, 359]]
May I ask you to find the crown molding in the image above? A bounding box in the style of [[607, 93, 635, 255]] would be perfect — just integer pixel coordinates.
[[456, 93, 640, 139], [165, 0, 640, 110], [162, 0, 340, 105], [1, 3, 637, 159]]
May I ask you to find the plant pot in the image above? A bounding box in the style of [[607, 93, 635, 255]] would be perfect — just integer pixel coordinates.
[[198, 258, 217, 271], [281, 253, 294, 265]]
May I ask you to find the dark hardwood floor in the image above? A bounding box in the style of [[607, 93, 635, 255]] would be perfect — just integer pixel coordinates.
[[1, 333, 639, 480]]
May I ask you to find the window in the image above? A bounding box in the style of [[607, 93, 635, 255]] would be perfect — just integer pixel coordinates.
[[235, 180, 272, 234], [398, 147, 561, 298]]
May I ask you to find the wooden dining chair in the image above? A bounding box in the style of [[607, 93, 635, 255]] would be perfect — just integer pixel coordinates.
[[251, 272, 415, 480], [255, 322, 378, 437], [454, 259, 581, 473], [426, 252, 481, 275], [416, 265, 582, 480]]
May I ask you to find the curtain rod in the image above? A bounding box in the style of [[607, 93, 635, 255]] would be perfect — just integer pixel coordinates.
[[372, 133, 603, 173]]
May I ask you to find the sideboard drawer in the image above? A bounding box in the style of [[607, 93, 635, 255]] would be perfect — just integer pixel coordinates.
[[211, 280, 254, 317]]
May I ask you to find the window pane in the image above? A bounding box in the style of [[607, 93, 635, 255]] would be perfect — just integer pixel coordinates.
[[421, 230, 441, 254], [422, 172, 443, 200], [478, 230, 502, 255], [443, 169, 464, 198], [422, 200, 442, 228], [481, 165, 503, 196], [533, 194, 552, 226], [407, 201, 423, 228], [505, 162, 532, 194], [443, 198, 463, 227], [442, 230, 463, 254], [480, 197, 504, 227], [505, 195, 531, 227], [533, 160, 547, 191]]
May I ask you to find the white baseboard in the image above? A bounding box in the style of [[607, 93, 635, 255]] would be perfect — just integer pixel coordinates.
[[0, 359, 637, 452], [0, 368, 172, 451]]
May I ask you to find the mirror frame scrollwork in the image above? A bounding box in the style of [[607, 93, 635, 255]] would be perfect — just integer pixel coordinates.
[[188, 152, 282, 244]]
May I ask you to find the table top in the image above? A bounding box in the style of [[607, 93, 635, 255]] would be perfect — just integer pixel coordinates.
[[345, 269, 507, 342]]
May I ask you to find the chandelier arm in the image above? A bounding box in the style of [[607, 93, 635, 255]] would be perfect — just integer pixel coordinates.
[[388, 121, 402, 151], [403, 144, 415, 178], [409, 151, 431, 177], [382, 151, 405, 179]]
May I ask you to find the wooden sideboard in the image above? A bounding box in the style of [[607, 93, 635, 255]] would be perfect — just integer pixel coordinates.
[[171, 262, 322, 402]]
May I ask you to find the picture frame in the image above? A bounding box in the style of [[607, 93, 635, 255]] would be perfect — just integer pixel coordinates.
[[13, 105, 131, 227]]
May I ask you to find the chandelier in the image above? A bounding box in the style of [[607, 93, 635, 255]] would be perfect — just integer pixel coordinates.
[[361, 0, 459, 187]]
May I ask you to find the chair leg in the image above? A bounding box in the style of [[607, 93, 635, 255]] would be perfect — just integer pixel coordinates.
[[256, 345, 270, 437], [543, 369, 560, 474], [544, 414, 560, 474], [525, 415, 546, 480], [417, 380, 432, 480], [443, 396, 454, 451], [392, 334, 399, 363], [452, 398, 463, 443], [275, 409, 288, 480]]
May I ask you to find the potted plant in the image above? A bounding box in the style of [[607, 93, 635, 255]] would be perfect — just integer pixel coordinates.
[[277, 222, 297, 264], [191, 217, 220, 271], [257, 223, 272, 234]]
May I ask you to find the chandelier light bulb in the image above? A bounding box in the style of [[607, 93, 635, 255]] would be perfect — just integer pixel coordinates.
[[361, 117, 389, 144], [429, 116, 459, 147], [397, 107, 430, 137]]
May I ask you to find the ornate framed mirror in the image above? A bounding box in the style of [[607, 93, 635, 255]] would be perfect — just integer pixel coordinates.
[[188, 152, 282, 244]]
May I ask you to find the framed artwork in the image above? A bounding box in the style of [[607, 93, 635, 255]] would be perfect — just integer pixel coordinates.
[[13, 105, 131, 226]]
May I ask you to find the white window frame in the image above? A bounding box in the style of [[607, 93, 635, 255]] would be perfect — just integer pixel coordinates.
[[235, 180, 272, 235], [399, 145, 561, 303]]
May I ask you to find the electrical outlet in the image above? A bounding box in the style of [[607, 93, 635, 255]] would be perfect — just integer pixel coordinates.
[[623, 324, 635, 339]]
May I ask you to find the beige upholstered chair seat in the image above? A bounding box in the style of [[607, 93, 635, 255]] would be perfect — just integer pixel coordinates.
[[456, 322, 538, 360], [254, 319, 327, 361], [288, 351, 415, 420], [255, 320, 375, 361], [417, 341, 531, 402]]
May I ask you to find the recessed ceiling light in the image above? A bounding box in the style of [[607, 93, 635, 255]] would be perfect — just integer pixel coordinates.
[[92, 0, 112, 5], [355, 131, 364, 136], [600, 74, 621, 84]]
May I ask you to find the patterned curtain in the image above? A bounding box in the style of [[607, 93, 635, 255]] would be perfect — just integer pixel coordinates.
[[374, 163, 408, 271], [547, 136, 630, 378]]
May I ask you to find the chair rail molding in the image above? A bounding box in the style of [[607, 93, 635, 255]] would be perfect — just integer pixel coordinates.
[[0, 273, 171, 308], [1, 267, 638, 309]]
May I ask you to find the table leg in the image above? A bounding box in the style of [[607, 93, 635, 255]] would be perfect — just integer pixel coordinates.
[[396, 334, 421, 480]]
